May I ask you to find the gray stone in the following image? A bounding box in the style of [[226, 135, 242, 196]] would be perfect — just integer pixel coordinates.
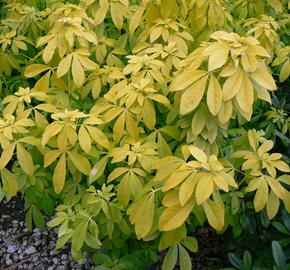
[[28, 263, 34, 270], [50, 250, 57, 256], [25, 246, 37, 255], [6, 258, 13, 265], [7, 244, 17, 254], [32, 256, 38, 262], [52, 257, 59, 264], [34, 240, 42, 246]]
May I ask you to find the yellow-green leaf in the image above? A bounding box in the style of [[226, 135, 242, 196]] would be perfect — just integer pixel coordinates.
[[279, 60, 290, 82], [111, 3, 123, 30], [0, 143, 16, 170], [35, 104, 58, 113], [42, 123, 63, 147], [251, 65, 277, 90], [159, 201, 194, 231], [159, 225, 186, 251], [126, 112, 139, 139], [78, 55, 98, 70], [57, 54, 73, 78], [56, 233, 73, 250], [208, 47, 229, 71], [68, 151, 91, 175], [79, 126, 91, 154], [143, 99, 156, 130], [44, 150, 62, 167], [203, 200, 225, 231], [282, 191, 290, 213], [171, 70, 207, 91], [180, 76, 208, 115], [179, 174, 196, 206], [266, 190, 280, 220], [24, 64, 50, 78], [86, 126, 110, 149], [95, 0, 109, 25], [1, 168, 18, 196], [53, 154, 66, 194], [245, 179, 261, 192], [16, 143, 34, 176], [129, 5, 145, 34], [254, 178, 268, 212], [236, 74, 253, 113], [72, 56, 85, 87], [135, 193, 155, 239], [266, 176, 285, 199], [108, 167, 128, 183], [207, 74, 222, 116], [179, 244, 192, 270], [163, 168, 192, 191], [33, 70, 51, 92], [89, 156, 108, 184], [162, 190, 180, 207], [182, 237, 198, 253], [191, 106, 205, 135], [72, 221, 88, 251], [241, 52, 257, 72], [113, 112, 125, 143], [273, 160, 290, 173], [117, 174, 131, 206], [195, 174, 213, 205], [188, 146, 207, 163], [162, 246, 178, 270], [217, 100, 232, 124], [43, 39, 56, 64], [212, 173, 228, 192], [222, 70, 243, 101]]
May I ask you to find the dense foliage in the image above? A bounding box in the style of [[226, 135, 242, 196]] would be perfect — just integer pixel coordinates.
[[0, 0, 289, 269]]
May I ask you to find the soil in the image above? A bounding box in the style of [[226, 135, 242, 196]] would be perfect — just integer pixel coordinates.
[[151, 227, 229, 270]]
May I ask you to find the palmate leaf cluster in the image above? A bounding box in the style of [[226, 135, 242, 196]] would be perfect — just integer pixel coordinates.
[[0, 0, 290, 268]]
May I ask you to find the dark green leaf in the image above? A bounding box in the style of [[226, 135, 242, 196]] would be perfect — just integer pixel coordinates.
[[228, 253, 243, 270], [272, 222, 289, 234], [25, 207, 33, 231], [260, 209, 270, 228], [32, 206, 45, 229], [243, 250, 252, 270], [282, 211, 290, 232], [92, 254, 112, 266], [272, 241, 287, 270]]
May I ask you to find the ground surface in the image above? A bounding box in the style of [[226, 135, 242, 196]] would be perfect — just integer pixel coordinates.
[[1, 197, 228, 270], [0, 197, 93, 270], [151, 228, 227, 270]]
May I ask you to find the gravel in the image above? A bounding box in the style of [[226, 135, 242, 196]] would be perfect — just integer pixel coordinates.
[[0, 197, 94, 270]]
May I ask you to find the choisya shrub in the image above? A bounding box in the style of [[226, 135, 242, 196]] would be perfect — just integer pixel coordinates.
[[0, 0, 290, 268]]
